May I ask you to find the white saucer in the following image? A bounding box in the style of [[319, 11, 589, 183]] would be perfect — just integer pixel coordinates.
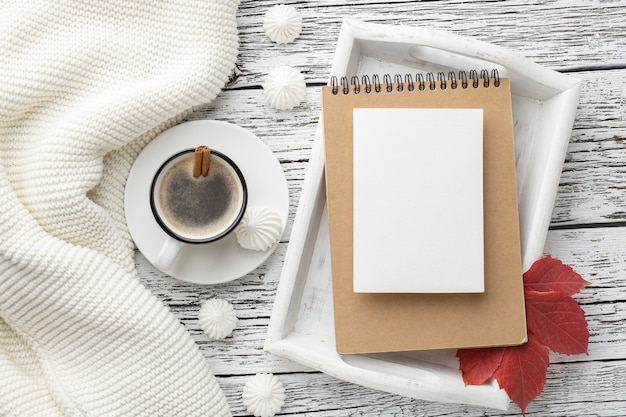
[[124, 120, 289, 285]]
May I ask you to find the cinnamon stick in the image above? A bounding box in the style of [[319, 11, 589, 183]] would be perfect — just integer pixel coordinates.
[[201, 146, 211, 176], [193, 146, 204, 177]]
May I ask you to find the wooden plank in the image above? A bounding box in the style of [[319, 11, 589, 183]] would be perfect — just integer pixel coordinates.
[[185, 69, 626, 228], [232, 0, 626, 87], [136, 68, 626, 379], [138, 226, 626, 373], [553, 69, 626, 226], [215, 360, 626, 416]]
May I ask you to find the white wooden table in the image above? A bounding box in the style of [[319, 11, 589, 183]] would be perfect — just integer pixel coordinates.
[[136, 1, 626, 415]]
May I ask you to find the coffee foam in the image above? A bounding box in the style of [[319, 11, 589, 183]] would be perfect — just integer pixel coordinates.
[[156, 153, 243, 240]]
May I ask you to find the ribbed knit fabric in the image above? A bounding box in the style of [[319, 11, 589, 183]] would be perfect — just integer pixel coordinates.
[[0, 1, 239, 416]]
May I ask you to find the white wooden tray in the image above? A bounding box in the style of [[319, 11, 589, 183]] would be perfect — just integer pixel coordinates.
[[265, 19, 581, 410]]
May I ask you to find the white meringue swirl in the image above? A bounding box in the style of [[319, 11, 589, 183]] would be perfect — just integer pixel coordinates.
[[235, 207, 283, 251], [198, 298, 238, 340], [262, 66, 306, 110], [263, 4, 302, 44], [242, 373, 286, 417]]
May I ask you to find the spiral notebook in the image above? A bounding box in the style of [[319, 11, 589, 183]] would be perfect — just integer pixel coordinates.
[[322, 71, 526, 354]]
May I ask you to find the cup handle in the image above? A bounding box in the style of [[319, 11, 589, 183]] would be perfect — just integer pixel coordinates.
[[154, 236, 184, 272]]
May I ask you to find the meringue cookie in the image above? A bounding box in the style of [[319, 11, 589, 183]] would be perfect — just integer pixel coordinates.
[[263, 66, 306, 110], [263, 4, 302, 44], [198, 299, 238, 340], [242, 373, 286, 417], [235, 207, 283, 251]]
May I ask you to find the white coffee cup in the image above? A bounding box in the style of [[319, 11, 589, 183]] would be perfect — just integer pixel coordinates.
[[149, 148, 247, 272]]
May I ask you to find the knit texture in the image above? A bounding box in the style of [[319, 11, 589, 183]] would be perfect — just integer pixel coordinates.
[[0, 1, 239, 416]]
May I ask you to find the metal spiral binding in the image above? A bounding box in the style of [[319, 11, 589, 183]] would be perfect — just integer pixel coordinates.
[[330, 69, 500, 95]]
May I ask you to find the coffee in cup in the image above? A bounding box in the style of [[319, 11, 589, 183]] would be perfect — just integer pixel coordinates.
[[150, 148, 247, 271]]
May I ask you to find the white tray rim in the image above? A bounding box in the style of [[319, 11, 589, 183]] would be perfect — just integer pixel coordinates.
[[266, 19, 582, 410]]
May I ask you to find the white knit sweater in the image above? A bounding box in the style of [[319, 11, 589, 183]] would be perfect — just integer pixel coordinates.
[[0, 1, 240, 416]]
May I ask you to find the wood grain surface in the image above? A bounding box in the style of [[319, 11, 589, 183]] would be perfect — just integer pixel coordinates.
[[136, 1, 626, 415]]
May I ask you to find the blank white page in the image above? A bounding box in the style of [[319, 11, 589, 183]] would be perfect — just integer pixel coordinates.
[[352, 108, 484, 293]]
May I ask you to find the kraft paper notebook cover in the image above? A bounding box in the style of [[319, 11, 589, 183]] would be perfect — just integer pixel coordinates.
[[322, 71, 527, 354]]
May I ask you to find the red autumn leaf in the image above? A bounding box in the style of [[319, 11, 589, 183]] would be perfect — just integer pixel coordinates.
[[456, 257, 590, 412], [457, 346, 506, 385], [524, 256, 590, 296], [493, 331, 549, 414], [525, 290, 589, 355]]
